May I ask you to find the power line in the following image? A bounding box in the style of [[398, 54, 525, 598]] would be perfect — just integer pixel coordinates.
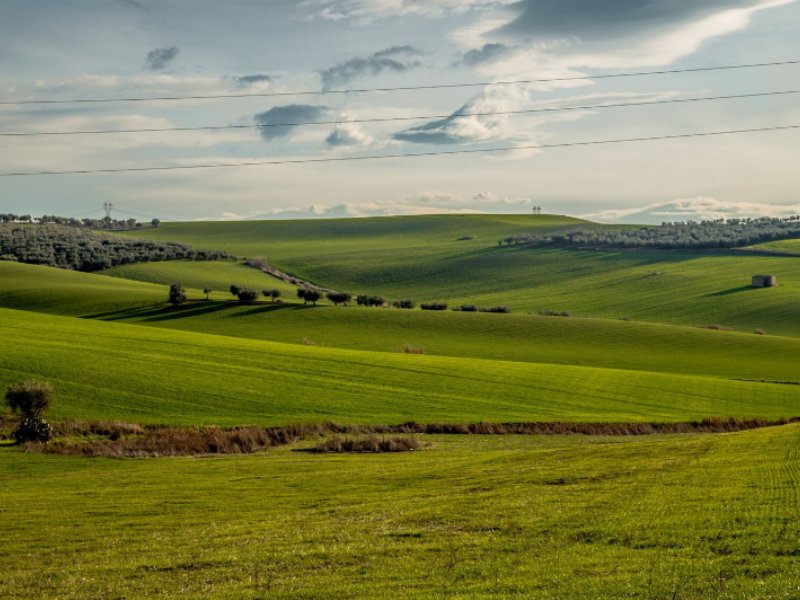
[[3, 59, 800, 106], [1, 124, 797, 177], [3, 89, 799, 138]]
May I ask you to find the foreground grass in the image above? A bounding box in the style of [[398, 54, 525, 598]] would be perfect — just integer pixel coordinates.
[[1, 426, 798, 598], [2, 307, 799, 425]]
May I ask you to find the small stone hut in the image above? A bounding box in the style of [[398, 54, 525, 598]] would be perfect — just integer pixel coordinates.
[[752, 275, 777, 288]]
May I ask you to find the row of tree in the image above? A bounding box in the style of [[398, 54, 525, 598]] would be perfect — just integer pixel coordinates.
[[170, 284, 509, 314], [0, 213, 159, 230], [498, 215, 800, 250], [0, 223, 228, 271]]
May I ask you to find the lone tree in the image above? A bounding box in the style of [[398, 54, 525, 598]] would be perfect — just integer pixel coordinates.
[[5, 380, 54, 443], [168, 283, 186, 306], [230, 284, 241, 297], [203, 287, 212, 301]]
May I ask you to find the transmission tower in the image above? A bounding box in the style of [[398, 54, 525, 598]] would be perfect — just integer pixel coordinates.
[[102, 202, 114, 219]]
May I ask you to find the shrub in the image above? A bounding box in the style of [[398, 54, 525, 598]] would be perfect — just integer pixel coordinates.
[[392, 299, 415, 309], [230, 284, 240, 296], [310, 435, 420, 453], [237, 288, 258, 304], [5, 380, 54, 443], [539, 309, 570, 317], [401, 344, 424, 354], [168, 283, 186, 306], [421, 302, 448, 311], [754, 329, 765, 335], [457, 304, 477, 312], [480, 306, 510, 314]]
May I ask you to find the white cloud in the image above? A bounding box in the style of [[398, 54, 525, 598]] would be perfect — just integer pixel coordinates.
[[301, 0, 515, 22], [325, 122, 374, 147], [582, 197, 800, 223]]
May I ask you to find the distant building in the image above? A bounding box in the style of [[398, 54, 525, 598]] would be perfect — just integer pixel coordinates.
[[752, 275, 777, 288]]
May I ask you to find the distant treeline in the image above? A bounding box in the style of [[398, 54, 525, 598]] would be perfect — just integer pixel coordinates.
[[499, 216, 800, 250], [0, 213, 159, 230], [0, 223, 228, 271]]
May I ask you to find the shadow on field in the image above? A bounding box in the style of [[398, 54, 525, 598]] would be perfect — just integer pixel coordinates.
[[85, 300, 310, 322], [85, 301, 235, 322], [704, 286, 757, 297]]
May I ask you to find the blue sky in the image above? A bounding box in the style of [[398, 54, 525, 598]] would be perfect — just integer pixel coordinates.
[[1, 0, 799, 222]]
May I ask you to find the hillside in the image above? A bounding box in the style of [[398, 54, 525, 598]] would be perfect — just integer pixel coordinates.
[[110, 215, 800, 335], [2, 306, 798, 425], [3, 261, 800, 383]]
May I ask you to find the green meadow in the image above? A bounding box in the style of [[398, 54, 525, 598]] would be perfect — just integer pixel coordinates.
[[2, 426, 799, 598], [2, 214, 800, 598], [116, 215, 800, 335]]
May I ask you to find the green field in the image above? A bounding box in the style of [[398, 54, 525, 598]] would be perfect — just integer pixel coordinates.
[[4, 306, 798, 425], [2, 426, 798, 598], [114, 216, 800, 336], [3, 214, 800, 598]]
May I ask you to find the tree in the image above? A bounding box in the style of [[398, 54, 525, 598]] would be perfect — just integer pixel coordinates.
[[237, 288, 258, 304], [168, 283, 186, 306], [151, 218, 161, 228], [297, 287, 321, 305], [5, 380, 53, 443], [262, 288, 282, 302], [203, 287, 212, 301], [326, 291, 352, 306], [230, 284, 241, 297]]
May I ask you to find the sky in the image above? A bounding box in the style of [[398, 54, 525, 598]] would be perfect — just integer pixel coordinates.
[[1, 0, 799, 223]]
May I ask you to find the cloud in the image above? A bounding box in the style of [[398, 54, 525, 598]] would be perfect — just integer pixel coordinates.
[[456, 0, 798, 72], [393, 84, 533, 145], [116, 0, 147, 11], [462, 43, 513, 66], [232, 74, 273, 89], [320, 46, 423, 90], [253, 104, 329, 141], [325, 122, 374, 146], [144, 46, 179, 71], [301, 0, 515, 21], [581, 198, 800, 224]]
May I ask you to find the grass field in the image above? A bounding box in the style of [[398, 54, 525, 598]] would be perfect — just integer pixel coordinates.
[[1, 306, 799, 425], [3, 214, 800, 598], [2, 425, 798, 599], [113, 216, 800, 336]]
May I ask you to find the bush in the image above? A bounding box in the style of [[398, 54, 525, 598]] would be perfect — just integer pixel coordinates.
[[237, 288, 258, 304], [5, 380, 54, 443], [456, 304, 477, 312], [168, 283, 186, 306], [13, 417, 52, 444], [539, 309, 570, 317], [401, 344, 424, 354], [357, 295, 385, 307], [480, 306, 510, 314], [421, 302, 448, 311], [392, 299, 415, 309], [230, 284, 240, 297]]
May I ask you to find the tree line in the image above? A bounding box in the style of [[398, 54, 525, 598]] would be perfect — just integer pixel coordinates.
[[0, 223, 228, 271], [0, 213, 160, 230], [498, 216, 800, 250]]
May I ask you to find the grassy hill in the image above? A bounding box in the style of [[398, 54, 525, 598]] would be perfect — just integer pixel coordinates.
[[1, 306, 798, 425], [111, 215, 800, 336], [3, 261, 800, 384]]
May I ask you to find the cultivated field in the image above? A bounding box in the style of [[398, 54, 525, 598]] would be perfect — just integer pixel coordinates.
[[2, 214, 799, 598]]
